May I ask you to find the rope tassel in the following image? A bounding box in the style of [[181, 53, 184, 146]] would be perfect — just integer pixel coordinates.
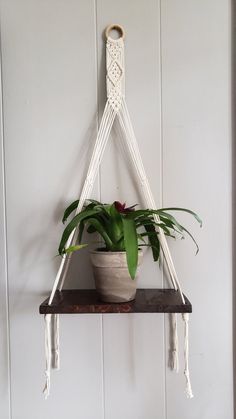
[[43, 314, 52, 399], [169, 313, 179, 372], [52, 314, 60, 370], [182, 313, 194, 398]]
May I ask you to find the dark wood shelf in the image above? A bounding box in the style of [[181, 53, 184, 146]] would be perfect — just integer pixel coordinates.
[[39, 289, 192, 314]]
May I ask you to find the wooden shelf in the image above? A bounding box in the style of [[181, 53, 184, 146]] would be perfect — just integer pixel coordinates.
[[39, 289, 192, 314]]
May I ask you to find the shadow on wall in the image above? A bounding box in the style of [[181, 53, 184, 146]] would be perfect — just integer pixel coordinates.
[[231, 3, 235, 418]]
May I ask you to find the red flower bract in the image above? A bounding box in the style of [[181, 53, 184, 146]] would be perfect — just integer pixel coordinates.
[[114, 201, 136, 213]]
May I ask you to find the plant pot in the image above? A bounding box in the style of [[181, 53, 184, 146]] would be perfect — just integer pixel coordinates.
[[90, 250, 143, 303]]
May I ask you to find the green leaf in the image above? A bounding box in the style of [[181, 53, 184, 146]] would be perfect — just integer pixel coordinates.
[[58, 208, 102, 254], [109, 203, 124, 243], [159, 212, 199, 253], [160, 207, 202, 227], [122, 217, 138, 279], [86, 199, 103, 205], [62, 200, 79, 223], [179, 225, 199, 254], [143, 223, 160, 261], [126, 209, 156, 220], [159, 216, 184, 236], [64, 244, 88, 254], [158, 211, 184, 233], [86, 218, 114, 251], [137, 233, 147, 243], [62, 199, 101, 224], [115, 235, 125, 251], [78, 220, 85, 243]]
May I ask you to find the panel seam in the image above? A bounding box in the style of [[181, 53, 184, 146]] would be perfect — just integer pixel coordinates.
[[0, 15, 12, 419], [94, 0, 102, 203], [94, 2, 105, 418], [158, 1, 168, 419], [100, 314, 106, 419]]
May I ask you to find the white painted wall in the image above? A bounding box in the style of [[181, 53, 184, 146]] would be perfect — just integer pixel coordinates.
[[0, 1, 232, 418]]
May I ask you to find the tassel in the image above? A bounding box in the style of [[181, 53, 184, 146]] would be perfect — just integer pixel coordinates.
[[169, 313, 179, 372], [182, 313, 194, 398], [52, 314, 60, 370], [43, 371, 50, 400], [43, 314, 52, 399]]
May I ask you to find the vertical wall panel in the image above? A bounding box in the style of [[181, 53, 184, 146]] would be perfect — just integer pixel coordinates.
[[96, 1, 166, 418], [103, 314, 165, 419], [0, 1, 103, 418], [0, 32, 10, 419], [161, 1, 233, 418]]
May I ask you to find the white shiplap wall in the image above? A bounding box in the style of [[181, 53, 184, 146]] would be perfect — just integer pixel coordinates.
[[0, 1, 233, 418]]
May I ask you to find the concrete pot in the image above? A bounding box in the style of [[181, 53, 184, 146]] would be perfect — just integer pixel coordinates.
[[90, 250, 143, 303]]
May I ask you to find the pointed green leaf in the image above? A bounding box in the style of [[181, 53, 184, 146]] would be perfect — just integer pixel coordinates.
[[62, 199, 102, 224], [58, 208, 102, 254], [143, 223, 160, 261], [122, 217, 138, 279], [64, 244, 88, 254], [160, 207, 202, 226], [62, 200, 80, 223], [86, 218, 114, 251], [78, 220, 85, 243], [159, 212, 199, 253]]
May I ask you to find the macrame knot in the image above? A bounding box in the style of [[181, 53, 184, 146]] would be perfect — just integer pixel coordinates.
[[107, 39, 122, 60], [108, 88, 123, 112], [85, 177, 93, 187], [140, 176, 147, 186], [106, 37, 124, 112]]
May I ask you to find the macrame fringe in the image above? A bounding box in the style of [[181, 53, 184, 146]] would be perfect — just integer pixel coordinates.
[[169, 313, 179, 372], [182, 313, 194, 398], [43, 314, 52, 399], [52, 314, 60, 370]]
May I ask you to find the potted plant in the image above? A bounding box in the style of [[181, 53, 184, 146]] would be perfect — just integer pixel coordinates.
[[58, 200, 201, 303]]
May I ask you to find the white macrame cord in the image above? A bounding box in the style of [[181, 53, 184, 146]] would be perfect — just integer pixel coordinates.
[[43, 28, 192, 399], [169, 313, 179, 372]]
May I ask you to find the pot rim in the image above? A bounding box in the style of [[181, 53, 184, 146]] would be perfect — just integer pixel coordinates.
[[90, 248, 143, 255]]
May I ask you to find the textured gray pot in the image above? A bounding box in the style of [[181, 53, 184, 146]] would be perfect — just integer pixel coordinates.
[[90, 250, 143, 303]]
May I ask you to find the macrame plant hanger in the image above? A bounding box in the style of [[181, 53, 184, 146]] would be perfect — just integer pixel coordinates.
[[42, 24, 193, 400]]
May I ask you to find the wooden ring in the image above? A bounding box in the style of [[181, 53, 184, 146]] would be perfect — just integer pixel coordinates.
[[105, 24, 125, 40]]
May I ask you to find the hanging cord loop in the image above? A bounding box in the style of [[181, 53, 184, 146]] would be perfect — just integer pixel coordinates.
[[105, 24, 125, 40]]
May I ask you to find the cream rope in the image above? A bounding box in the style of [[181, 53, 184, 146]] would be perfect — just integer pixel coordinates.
[[49, 101, 116, 304], [51, 314, 60, 370], [118, 100, 185, 299], [43, 102, 116, 398], [182, 313, 194, 398], [43, 314, 52, 399], [169, 313, 179, 372], [43, 26, 191, 399]]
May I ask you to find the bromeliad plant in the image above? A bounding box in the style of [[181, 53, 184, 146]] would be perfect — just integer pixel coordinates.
[[58, 200, 202, 279]]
